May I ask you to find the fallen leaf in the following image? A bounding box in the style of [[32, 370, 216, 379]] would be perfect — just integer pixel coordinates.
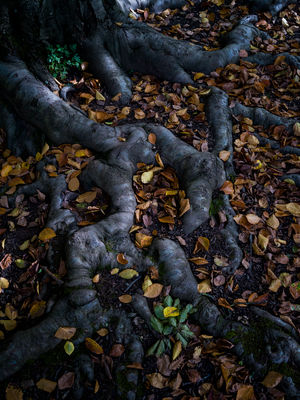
[[119, 269, 139, 279], [197, 280, 212, 293], [262, 371, 283, 388], [5, 385, 23, 400], [134, 109, 145, 119], [119, 294, 132, 303], [219, 150, 231, 161], [172, 341, 182, 360], [110, 344, 125, 357], [158, 216, 175, 224], [135, 232, 153, 248], [68, 177, 80, 191], [220, 181, 234, 195], [144, 283, 163, 298], [193, 236, 210, 253], [147, 373, 168, 389], [55, 327, 76, 340], [188, 257, 209, 265], [76, 191, 97, 203], [117, 253, 128, 265], [148, 133, 156, 144], [64, 341, 75, 355], [85, 338, 103, 354], [58, 372, 75, 390], [236, 385, 256, 400], [36, 379, 57, 393], [141, 171, 153, 184], [29, 301, 46, 318], [286, 203, 300, 217], [246, 214, 261, 224], [179, 198, 190, 217], [266, 214, 279, 230], [38, 227, 56, 241]]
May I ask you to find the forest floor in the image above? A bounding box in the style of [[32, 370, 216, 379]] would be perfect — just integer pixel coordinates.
[[0, 0, 299, 399]]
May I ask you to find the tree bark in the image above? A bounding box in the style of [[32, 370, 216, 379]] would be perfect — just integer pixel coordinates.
[[0, 0, 299, 398]]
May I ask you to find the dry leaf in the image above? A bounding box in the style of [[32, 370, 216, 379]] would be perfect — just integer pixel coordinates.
[[68, 177, 80, 191], [158, 216, 175, 224], [135, 232, 153, 248], [55, 327, 76, 340], [58, 372, 75, 390], [266, 214, 279, 229], [147, 373, 168, 389], [110, 344, 125, 357], [117, 253, 128, 265], [119, 294, 132, 303], [262, 371, 283, 388], [188, 257, 209, 265], [197, 280, 212, 293], [141, 171, 153, 184], [85, 338, 104, 354], [38, 227, 56, 241], [286, 203, 300, 217], [5, 385, 23, 400], [36, 379, 57, 393], [236, 385, 256, 400], [143, 283, 163, 298], [246, 214, 261, 224], [119, 269, 139, 279], [179, 198, 190, 217], [76, 191, 97, 203], [219, 150, 230, 162], [220, 181, 234, 195], [172, 341, 182, 360], [148, 133, 156, 144], [194, 236, 210, 253]]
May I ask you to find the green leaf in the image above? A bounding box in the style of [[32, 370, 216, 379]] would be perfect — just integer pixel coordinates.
[[156, 340, 166, 356], [163, 295, 173, 307], [163, 325, 173, 335], [154, 305, 165, 320], [173, 298, 180, 308], [64, 341, 75, 355], [169, 317, 177, 327], [175, 332, 188, 347], [147, 340, 160, 356], [150, 315, 163, 334]]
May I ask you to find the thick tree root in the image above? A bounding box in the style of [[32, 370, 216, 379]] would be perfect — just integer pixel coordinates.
[[245, 52, 300, 69], [0, 55, 299, 398], [250, 0, 294, 15]]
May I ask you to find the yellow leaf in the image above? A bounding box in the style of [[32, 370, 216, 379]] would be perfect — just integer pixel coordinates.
[[172, 341, 182, 360], [194, 72, 205, 80], [135, 233, 153, 248], [55, 327, 76, 340], [262, 371, 283, 388], [76, 191, 97, 203], [119, 294, 132, 303], [286, 202, 300, 217], [0, 319, 16, 331], [8, 177, 25, 187], [142, 275, 153, 292], [92, 274, 100, 283], [29, 301, 46, 319], [197, 280, 212, 293], [64, 341, 75, 355], [95, 90, 106, 101], [253, 160, 263, 170], [85, 337, 104, 354], [38, 227, 56, 241], [1, 165, 12, 177], [163, 307, 179, 318], [75, 149, 87, 158], [110, 268, 119, 275], [5, 303, 17, 320], [0, 277, 9, 289], [36, 379, 57, 393], [141, 171, 153, 184], [143, 283, 163, 298], [5, 384, 23, 400], [119, 269, 139, 279]]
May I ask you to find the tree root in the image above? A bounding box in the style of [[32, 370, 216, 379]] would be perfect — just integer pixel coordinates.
[[0, 54, 299, 399], [249, 0, 294, 16], [245, 52, 300, 69]]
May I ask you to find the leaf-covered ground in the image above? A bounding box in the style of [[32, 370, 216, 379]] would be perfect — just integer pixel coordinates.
[[0, 0, 299, 399]]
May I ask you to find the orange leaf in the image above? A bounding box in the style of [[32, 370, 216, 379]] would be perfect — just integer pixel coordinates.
[[119, 294, 132, 303], [39, 227, 56, 241], [220, 181, 234, 195], [117, 253, 128, 265], [148, 133, 156, 144]]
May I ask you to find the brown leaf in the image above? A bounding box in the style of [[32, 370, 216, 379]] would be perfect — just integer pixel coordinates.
[[0, 254, 12, 270], [76, 191, 97, 203], [135, 232, 153, 248], [147, 373, 168, 389], [266, 214, 279, 230], [5, 385, 23, 400], [262, 371, 283, 388], [220, 181, 234, 195], [119, 294, 132, 303], [188, 257, 209, 265], [68, 177, 80, 191], [55, 327, 76, 340], [85, 338, 104, 354], [134, 109, 145, 120], [110, 344, 125, 357], [36, 379, 57, 393], [219, 150, 231, 162], [193, 236, 210, 253], [179, 198, 190, 217], [144, 283, 163, 298], [213, 275, 225, 286], [246, 214, 261, 224], [218, 298, 233, 311], [197, 280, 212, 293], [289, 282, 300, 300], [236, 385, 256, 400], [58, 372, 75, 390], [158, 216, 175, 224], [117, 253, 128, 265], [148, 133, 156, 144]]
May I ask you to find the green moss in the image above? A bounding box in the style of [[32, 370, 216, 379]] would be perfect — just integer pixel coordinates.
[[105, 241, 114, 252]]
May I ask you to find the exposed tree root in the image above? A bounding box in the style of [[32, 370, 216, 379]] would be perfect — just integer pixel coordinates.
[[0, 0, 300, 398]]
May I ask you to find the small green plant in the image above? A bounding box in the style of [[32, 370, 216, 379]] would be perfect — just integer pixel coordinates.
[[209, 195, 224, 216], [46, 44, 82, 80], [147, 295, 196, 358]]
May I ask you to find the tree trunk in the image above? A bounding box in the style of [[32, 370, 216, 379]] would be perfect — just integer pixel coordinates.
[[0, 0, 299, 398]]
